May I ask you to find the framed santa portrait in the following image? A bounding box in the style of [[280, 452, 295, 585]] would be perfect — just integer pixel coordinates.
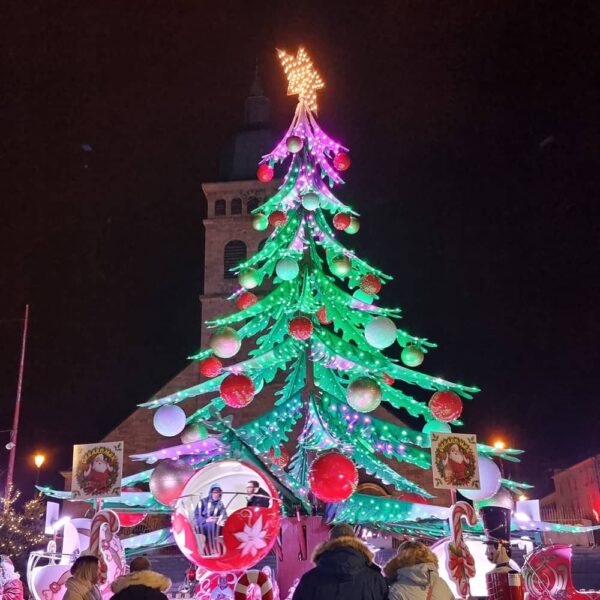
[[430, 433, 480, 490], [71, 441, 123, 499]]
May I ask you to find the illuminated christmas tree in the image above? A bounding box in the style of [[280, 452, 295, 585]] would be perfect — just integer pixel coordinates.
[[0, 487, 46, 557]]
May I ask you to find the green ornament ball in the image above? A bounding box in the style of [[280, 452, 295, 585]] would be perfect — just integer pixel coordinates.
[[364, 316, 397, 349], [238, 268, 260, 290], [421, 419, 451, 448], [301, 192, 320, 211], [180, 422, 208, 444], [347, 377, 382, 413], [276, 257, 299, 281], [331, 255, 351, 277], [401, 345, 425, 367], [252, 213, 269, 232], [346, 217, 360, 235]]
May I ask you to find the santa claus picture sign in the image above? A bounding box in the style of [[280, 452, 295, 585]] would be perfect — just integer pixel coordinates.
[[71, 441, 123, 499], [430, 433, 480, 490]]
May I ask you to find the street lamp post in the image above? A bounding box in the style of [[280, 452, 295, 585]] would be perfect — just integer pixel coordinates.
[[34, 454, 46, 487]]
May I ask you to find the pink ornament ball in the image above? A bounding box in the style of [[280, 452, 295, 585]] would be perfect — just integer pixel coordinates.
[[333, 152, 351, 171], [220, 374, 255, 408], [309, 452, 358, 502], [428, 390, 463, 422], [209, 327, 241, 359], [257, 164, 274, 182], [150, 458, 194, 506]]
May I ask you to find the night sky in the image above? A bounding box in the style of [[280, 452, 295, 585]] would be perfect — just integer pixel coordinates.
[[2, 1, 599, 497]]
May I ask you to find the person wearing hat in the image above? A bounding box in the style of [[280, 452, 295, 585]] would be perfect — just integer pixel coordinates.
[[111, 556, 171, 600], [194, 484, 227, 555], [291, 524, 387, 600], [0, 556, 24, 600]]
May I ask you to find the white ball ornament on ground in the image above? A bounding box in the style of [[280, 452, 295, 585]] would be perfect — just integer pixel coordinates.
[[209, 327, 241, 358], [301, 192, 320, 211], [150, 458, 194, 506], [364, 316, 397, 349], [459, 455, 502, 501], [276, 257, 299, 281], [153, 405, 187, 437], [347, 377, 382, 412]]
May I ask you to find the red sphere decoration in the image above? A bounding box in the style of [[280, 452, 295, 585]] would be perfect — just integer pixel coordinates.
[[289, 316, 313, 341], [308, 452, 358, 502], [236, 292, 258, 311], [360, 274, 382, 295], [333, 213, 352, 231], [220, 374, 255, 408], [333, 152, 351, 171], [382, 373, 395, 386], [269, 446, 290, 468], [397, 492, 429, 504], [317, 306, 332, 325], [428, 390, 463, 422], [117, 487, 147, 527], [199, 356, 223, 378], [269, 211, 287, 227], [257, 164, 274, 182]]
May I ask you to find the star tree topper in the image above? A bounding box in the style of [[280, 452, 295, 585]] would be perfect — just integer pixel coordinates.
[[277, 46, 325, 113]]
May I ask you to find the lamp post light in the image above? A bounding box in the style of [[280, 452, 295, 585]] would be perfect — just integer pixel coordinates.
[[493, 440, 506, 477], [34, 454, 46, 487]]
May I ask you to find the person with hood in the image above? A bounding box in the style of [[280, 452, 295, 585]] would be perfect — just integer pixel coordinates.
[[194, 484, 228, 555], [292, 523, 387, 600], [0, 556, 24, 600], [111, 557, 171, 600], [384, 540, 455, 600], [63, 556, 102, 600]]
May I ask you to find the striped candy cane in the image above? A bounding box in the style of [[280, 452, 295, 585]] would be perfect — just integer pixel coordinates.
[[86, 510, 120, 583], [447, 501, 477, 599], [234, 570, 273, 600]]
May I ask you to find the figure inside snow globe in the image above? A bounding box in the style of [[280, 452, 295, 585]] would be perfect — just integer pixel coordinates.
[[194, 484, 228, 555]]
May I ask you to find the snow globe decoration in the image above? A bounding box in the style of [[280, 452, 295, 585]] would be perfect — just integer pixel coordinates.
[[171, 459, 281, 572]]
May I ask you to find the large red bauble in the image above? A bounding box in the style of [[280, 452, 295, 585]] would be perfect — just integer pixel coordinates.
[[117, 487, 147, 527], [333, 153, 351, 171], [309, 452, 358, 502], [257, 164, 274, 182], [236, 292, 258, 311], [288, 316, 313, 340], [428, 390, 463, 422], [360, 274, 382, 295], [199, 356, 223, 378], [317, 306, 332, 325], [332, 213, 352, 231], [268, 211, 287, 227], [220, 374, 255, 408], [268, 446, 290, 468]]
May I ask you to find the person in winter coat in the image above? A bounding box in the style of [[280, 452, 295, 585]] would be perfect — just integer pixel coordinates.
[[384, 541, 455, 600], [0, 556, 24, 600], [111, 557, 171, 600], [245, 480, 270, 508], [292, 523, 387, 600], [63, 556, 102, 600]]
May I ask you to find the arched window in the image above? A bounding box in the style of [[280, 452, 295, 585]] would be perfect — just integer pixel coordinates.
[[231, 198, 242, 215], [258, 239, 268, 253], [247, 197, 260, 214], [215, 199, 226, 217], [224, 240, 247, 278]]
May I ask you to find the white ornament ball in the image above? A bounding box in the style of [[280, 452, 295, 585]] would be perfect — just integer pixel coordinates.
[[421, 420, 451, 448], [301, 192, 320, 211], [209, 327, 241, 358], [459, 456, 502, 501], [347, 378, 382, 413], [153, 405, 187, 437], [276, 258, 299, 281], [364, 317, 397, 349], [475, 486, 515, 512]]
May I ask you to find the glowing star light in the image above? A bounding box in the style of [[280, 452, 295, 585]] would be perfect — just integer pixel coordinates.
[[277, 46, 324, 112]]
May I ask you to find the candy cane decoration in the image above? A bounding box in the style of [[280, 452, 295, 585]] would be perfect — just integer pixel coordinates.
[[234, 570, 273, 600], [447, 501, 478, 599], [86, 510, 120, 583]]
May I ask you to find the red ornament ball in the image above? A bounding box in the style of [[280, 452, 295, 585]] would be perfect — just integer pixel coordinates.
[[220, 374, 255, 408], [269, 211, 287, 227], [333, 152, 351, 172], [428, 390, 463, 422], [289, 316, 313, 340], [382, 373, 395, 386], [117, 487, 147, 527], [360, 274, 382, 295], [309, 452, 358, 502], [236, 292, 258, 311], [317, 306, 332, 325], [397, 492, 429, 504], [333, 213, 352, 231], [269, 446, 290, 468], [199, 356, 223, 378], [257, 164, 274, 182]]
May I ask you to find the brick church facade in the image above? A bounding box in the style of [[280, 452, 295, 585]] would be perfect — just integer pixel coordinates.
[[97, 75, 449, 506]]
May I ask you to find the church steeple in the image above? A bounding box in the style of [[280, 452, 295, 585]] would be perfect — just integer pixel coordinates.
[[244, 62, 270, 127]]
